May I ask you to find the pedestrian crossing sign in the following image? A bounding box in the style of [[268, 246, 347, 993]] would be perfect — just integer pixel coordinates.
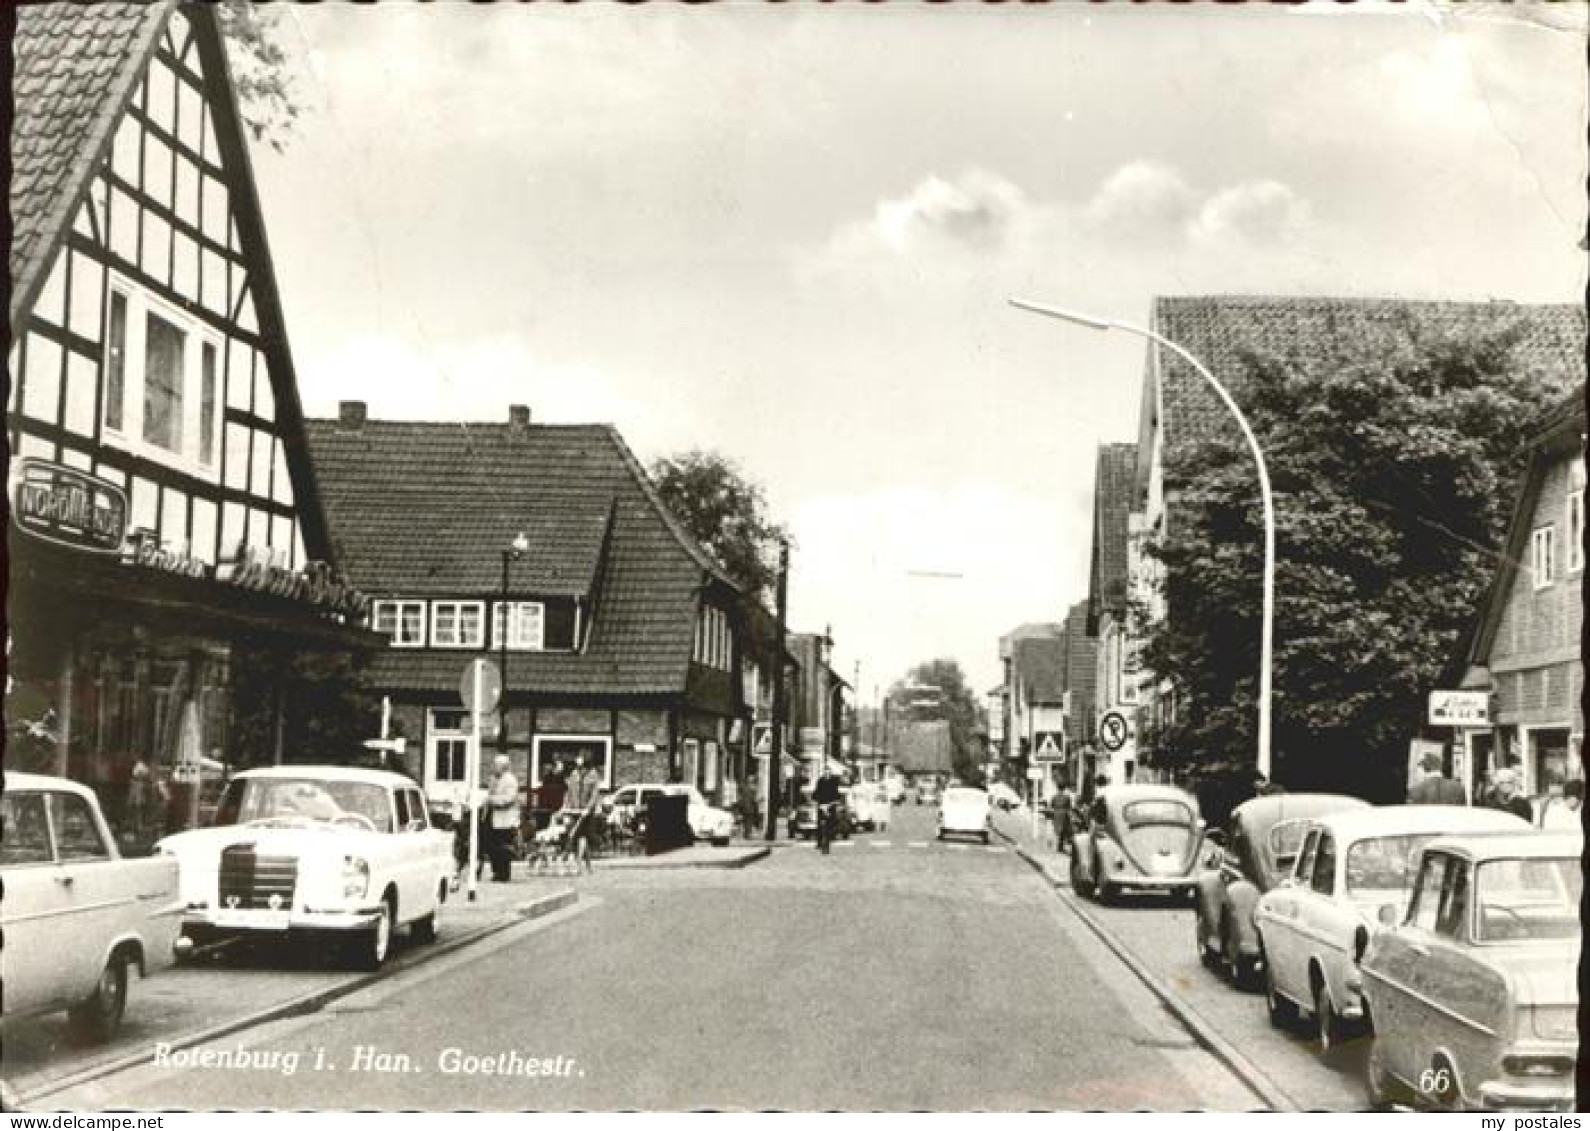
[[1033, 733, 1065, 763]]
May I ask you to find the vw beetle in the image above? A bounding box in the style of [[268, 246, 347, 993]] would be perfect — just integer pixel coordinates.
[[1070, 784, 1209, 903], [1194, 792, 1369, 987]]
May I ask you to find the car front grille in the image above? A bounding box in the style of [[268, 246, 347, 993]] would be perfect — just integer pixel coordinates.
[[217, 845, 298, 910]]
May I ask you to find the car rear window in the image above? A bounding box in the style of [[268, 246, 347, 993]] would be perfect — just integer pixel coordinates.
[[1345, 834, 1435, 894], [944, 788, 985, 804], [1123, 800, 1193, 828]]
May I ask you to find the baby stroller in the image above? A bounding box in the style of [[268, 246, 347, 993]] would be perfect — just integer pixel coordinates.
[[524, 804, 607, 875]]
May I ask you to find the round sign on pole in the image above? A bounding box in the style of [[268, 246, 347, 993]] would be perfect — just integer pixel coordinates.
[[459, 658, 502, 715], [1099, 711, 1130, 753]]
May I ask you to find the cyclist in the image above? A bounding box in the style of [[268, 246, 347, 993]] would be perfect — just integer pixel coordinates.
[[813, 767, 843, 853]]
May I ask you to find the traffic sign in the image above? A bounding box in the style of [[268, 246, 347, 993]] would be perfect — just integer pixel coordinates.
[[1026, 766, 1045, 782], [459, 658, 502, 714], [363, 737, 408, 755], [1032, 732, 1065, 763], [1099, 712, 1130, 753]]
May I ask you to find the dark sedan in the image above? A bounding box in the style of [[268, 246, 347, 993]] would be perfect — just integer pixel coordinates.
[[1192, 791, 1368, 987]]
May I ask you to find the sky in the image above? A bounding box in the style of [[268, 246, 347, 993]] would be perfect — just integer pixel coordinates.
[[248, 2, 1587, 700]]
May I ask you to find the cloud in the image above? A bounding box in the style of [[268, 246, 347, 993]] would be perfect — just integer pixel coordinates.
[[1191, 179, 1313, 246], [1081, 160, 1197, 238]]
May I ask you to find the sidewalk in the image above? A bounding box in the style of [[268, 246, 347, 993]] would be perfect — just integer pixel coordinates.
[[7, 880, 576, 1105], [990, 807, 1070, 887]]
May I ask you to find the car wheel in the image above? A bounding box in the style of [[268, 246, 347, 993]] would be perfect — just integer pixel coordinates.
[[1069, 854, 1093, 898], [980, 831, 989, 845], [411, 911, 438, 945], [1364, 1029, 1410, 1111], [1313, 980, 1346, 1055], [350, 895, 395, 971], [1264, 963, 1299, 1030], [712, 836, 729, 847], [68, 953, 129, 1044], [1223, 923, 1256, 990]]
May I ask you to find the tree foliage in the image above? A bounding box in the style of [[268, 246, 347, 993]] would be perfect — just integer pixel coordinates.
[[1139, 319, 1573, 803], [216, 1, 300, 152], [650, 450, 788, 601], [889, 658, 982, 782]]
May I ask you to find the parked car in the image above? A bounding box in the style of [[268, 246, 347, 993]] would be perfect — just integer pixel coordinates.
[[885, 774, 906, 806], [1194, 792, 1370, 987], [848, 783, 889, 831], [937, 786, 991, 844], [988, 782, 1023, 812], [1360, 830, 1580, 1112], [605, 783, 732, 845], [1253, 804, 1529, 1053], [917, 778, 941, 806], [1, 773, 183, 1042], [1069, 784, 1208, 903], [156, 766, 456, 971]]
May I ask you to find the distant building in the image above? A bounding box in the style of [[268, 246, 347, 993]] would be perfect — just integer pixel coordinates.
[[1088, 443, 1143, 779], [1458, 386, 1585, 797]]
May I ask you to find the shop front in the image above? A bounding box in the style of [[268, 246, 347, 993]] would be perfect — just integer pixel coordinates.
[[8, 505, 378, 854]]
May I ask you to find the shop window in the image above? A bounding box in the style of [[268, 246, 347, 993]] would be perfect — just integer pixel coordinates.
[[431, 601, 484, 649], [103, 277, 222, 476], [1532, 526, 1555, 589], [372, 600, 426, 648], [493, 602, 545, 651]]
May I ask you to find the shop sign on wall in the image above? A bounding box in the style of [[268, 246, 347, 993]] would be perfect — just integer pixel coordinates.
[[10, 459, 128, 553]]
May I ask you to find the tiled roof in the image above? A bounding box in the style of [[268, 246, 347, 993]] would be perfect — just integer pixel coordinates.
[[1062, 600, 1097, 699], [10, 3, 174, 328], [1149, 296, 1587, 463], [304, 419, 733, 697], [1087, 442, 1138, 623]]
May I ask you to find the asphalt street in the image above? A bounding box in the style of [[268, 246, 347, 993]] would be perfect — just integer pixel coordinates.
[[46, 804, 1263, 1111]]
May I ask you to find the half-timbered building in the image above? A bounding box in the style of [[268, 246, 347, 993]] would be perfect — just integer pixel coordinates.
[[7, 3, 375, 844]]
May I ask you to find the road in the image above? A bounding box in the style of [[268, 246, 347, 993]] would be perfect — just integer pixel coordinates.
[[47, 805, 1269, 1111]]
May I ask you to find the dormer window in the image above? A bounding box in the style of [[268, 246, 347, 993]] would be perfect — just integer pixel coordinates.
[[371, 600, 426, 648], [431, 600, 484, 648], [493, 601, 546, 651], [1532, 526, 1556, 589]]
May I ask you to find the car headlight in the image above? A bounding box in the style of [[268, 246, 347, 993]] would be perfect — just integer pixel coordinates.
[[342, 856, 370, 900]]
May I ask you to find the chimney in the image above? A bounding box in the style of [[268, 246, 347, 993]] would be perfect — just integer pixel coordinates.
[[508, 404, 531, 433], [337, 400, 367, 431]]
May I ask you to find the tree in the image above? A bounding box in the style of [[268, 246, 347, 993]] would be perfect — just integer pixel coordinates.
[[889, 659, 982, 782], [1140, 318, 1575, 804], [215, 1, 301, 152], [650, 450, 788, 601]]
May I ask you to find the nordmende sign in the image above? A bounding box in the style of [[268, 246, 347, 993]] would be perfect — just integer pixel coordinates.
[[1428, 689, 1490, 728], [11, 458, 367, 621], [10, 458, 129, 553]]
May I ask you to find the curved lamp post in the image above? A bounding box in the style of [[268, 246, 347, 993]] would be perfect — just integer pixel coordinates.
[[1008, 297, 1275, 782]]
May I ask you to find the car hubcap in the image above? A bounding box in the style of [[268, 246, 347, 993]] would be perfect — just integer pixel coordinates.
[[375, 908, 390, 960], [102, 965, 124, 1013]]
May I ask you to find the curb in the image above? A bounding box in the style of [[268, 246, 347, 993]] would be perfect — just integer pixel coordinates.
[[993, 827, 1298, 1113], [593, 846, 770, 870], [14, 888, 579, 1106]]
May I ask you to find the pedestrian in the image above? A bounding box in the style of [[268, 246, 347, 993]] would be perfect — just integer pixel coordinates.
[[1539, 778, 1583, 830], [1407, 750, 1466, 805], [1052, 784, 1076, 852], [1482, 767, 1534, 824], [486, 756, 521, 882]]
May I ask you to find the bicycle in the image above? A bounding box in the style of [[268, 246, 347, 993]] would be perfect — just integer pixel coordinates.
[[816, 800, 842, 855]]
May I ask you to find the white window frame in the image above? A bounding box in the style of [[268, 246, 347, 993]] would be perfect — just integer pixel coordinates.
[[1567, 489, 1584, 575], [530, 735, 614, 793], [492, 601, 546, 651], [430, 600, 485, 648], [1532, 526, 1556, 589], [102, 275, 223, 477], [371, 600, 427, 648]]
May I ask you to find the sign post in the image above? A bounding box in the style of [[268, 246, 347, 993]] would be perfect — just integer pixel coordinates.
[[459, 659, 502, 902], [1031, 732, 1066, 840]]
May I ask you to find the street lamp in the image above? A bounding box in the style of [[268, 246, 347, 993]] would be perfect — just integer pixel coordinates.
[[499, 531, 529, 758], [1008, 297, 1275, 782]]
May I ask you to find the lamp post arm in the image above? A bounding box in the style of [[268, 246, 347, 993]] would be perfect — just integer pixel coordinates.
[[1142, 328, 1274, 782]]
